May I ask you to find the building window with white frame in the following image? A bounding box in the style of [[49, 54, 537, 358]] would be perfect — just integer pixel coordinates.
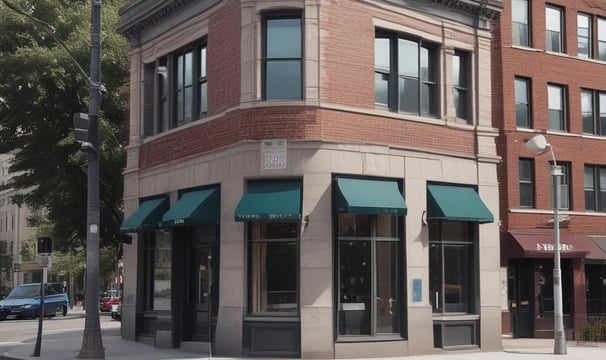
[[263, 13, 302, 100], [548, 84, 567, 131], [512, 0, 530, 47], [578, 13, 592, 58], [546, 5, 564, 53]]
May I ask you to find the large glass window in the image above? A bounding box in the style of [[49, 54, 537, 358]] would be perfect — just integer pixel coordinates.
[[515, 77, 531, 128], [141, 41, 207, 137], [143, 231, 172, 311], [519, 158, 534, 208], [581, 89, 606, 135], [548, 84, 567, 131], [263, 15, 302, 100], [337, 214, 402, 337], [453, 51, 469, 122], [512, 0, 530, 47], [375, 31, 438, 117], [429, 221, 475, 314], [578, 13, 592, 58], [248, 222, 299, 315], [546, 6, 564, 53], [585, 165, 606, 212]]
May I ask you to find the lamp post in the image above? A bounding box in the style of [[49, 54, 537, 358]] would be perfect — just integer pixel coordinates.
[[525, 134, 567, 355]]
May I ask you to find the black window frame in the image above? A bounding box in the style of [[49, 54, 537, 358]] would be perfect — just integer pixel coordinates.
[[262, 12, 303, 101], [585, 164, 606, 212], [598, 17, 606, 61], [519, 158, 535, 208], [582, 89, 606, 136], [141, 40, 207, 138], [374, 30, 439, 117], [335, 212, 405, 339], [453, 50, 470, 122], [247, 221, 300, 316], [515, 77, 531, 128], [549, 161, 571, 210], [428, 220, 478, 315]]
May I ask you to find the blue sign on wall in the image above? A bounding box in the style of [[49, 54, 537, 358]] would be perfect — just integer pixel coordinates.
[[412, 279, 422, 302]]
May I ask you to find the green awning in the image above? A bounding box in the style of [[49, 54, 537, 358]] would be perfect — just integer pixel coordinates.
[[234, 180, 302, 221], [427, 184, 493, 223], [161, 187, 219, 227], [335, 178, 407, 215], [120, 197, 168, 233]]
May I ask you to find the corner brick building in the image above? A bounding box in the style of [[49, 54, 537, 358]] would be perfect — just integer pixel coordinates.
[[492, 0, 606, 339], [117, 0, 504, 357]]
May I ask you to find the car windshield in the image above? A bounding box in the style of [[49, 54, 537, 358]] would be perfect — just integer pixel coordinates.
[[6, 285, 40, 299]]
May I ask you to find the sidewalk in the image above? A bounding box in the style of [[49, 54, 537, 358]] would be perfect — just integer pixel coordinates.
[[2, 308, 605, 360]]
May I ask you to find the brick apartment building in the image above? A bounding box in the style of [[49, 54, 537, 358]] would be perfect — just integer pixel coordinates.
[[117, 0, 503, 357], [492, 0, 606, 339]]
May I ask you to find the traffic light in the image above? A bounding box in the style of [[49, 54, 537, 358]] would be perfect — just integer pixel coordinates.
[[37, 237, 52, 254]]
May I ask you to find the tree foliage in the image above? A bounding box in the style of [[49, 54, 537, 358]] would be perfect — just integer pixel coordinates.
[[0, 0, 130, 253]]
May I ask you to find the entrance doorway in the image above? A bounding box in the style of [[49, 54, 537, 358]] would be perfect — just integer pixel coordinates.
[[176, 225, 218, 345], [191, 246, 213, 341], [509, 260, 534, 338]]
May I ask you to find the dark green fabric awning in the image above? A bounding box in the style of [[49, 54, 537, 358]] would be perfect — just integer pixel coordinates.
[[161, 187, 219, 227], [234, 180, 302, 221], [335, 178, 407, 215], [427, 184, 493, 223], [120, 197, 168, 233]]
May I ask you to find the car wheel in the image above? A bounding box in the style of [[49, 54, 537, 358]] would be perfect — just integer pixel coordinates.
[[62, 305, 68, 316]]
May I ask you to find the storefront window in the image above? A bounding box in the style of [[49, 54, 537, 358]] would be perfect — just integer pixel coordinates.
[[248, 222, 299, 315], [153, 232, 172, 310], [338, 214, 401, 336], [429, 221, 475, 314], [142, 231, 172, 311]]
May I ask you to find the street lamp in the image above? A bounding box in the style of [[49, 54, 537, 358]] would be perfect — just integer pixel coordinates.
[[525, 134, 567, 355]]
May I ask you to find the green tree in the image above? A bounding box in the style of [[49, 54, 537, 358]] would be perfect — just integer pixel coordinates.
[[0, 0, 129, 253]]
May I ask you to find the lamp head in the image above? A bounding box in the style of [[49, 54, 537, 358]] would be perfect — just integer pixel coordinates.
[[526, 134, 549, 155]]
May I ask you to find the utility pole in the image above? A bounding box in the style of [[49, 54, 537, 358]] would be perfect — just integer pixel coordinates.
[[79, 1, 104, 358]]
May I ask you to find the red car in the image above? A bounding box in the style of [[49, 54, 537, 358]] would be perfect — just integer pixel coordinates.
[[99, 293, 120, 312]]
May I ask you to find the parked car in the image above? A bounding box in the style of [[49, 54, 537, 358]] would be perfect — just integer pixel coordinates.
[[99, 291, 120, 312], [0, 283, 69, 320]]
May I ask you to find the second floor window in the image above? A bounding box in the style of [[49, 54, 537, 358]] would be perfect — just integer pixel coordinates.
[[585, 165, 606, 212], [141, 41, 207, 137], [453, 51, 469, 122], [375, 31, 438, 117], [551, 162, 570, 210], [578, 13, 592, 58], [512, 0, 530, 47], [546, 6, 564, 53], [519, 158, 534, 208], [263, 14, 302, 100], [581, 89, 606, 136], [515, 77, 531, 128], [548, 84, 567, 131]]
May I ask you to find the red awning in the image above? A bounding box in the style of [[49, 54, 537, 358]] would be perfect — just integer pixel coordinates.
[[504, 229, 592, 259], [586, 236, 606, 263]]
